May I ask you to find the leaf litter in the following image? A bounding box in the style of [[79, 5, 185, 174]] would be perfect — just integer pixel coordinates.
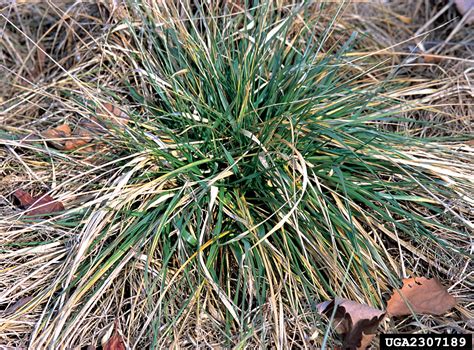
[[12, 189, 64, 216], [103, 319, 126, 350], [386, 277, 457, 317], [40, 102, 129, 152], [317, 298, 385, 349], [317, 276, 457, 348]]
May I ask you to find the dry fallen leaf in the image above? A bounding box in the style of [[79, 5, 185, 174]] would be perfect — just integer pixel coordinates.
[[102, 102, 130, 127], [41, 123, 72, 150], [454, 0, 474, 24], [40, 104, 127, 152], [13, 189, 65, 216], [387, 277, 456, 317], [103, 320, 126, 350], [358, 333, 376, 350], [397, 15, 412, 24], [317, 298, 385, 350], [42, 123, 96, 151], [422, 53, 442, 64], [41, 123, 71, 139], [63, 127, 94, 151], [12, 189, 35, 207]]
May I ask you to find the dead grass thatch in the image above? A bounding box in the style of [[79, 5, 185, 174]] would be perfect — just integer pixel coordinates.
[[0, 1, 472, 349]]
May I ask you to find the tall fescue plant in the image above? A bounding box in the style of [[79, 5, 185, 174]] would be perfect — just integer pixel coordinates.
[[24, 1, 471, 348]]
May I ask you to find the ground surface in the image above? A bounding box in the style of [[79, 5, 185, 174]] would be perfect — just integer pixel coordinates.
[[0, 1, 472, 349]]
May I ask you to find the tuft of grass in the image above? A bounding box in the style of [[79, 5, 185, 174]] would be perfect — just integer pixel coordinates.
[[1, 1, 472, 348]]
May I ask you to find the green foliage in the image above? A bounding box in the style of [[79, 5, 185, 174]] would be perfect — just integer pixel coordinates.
[[52, 2, 470, 347]]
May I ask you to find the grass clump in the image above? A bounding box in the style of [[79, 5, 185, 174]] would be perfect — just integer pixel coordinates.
[[1, 1, 472, 348]]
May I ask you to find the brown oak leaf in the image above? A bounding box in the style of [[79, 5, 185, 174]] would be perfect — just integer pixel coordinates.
[[11, 189, 35, 207], [454, 0, 474, 24], [386, 277, 456, 317], [317, 298, 385, 349], [41, 123, 75, 150], [41, 123, 96, 151], [40, 103, 128, 152], [102, 102, 129, 127], [42, 123, 71, 136], [103, 320, 126, 350], [13, 189, 64, 216]]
